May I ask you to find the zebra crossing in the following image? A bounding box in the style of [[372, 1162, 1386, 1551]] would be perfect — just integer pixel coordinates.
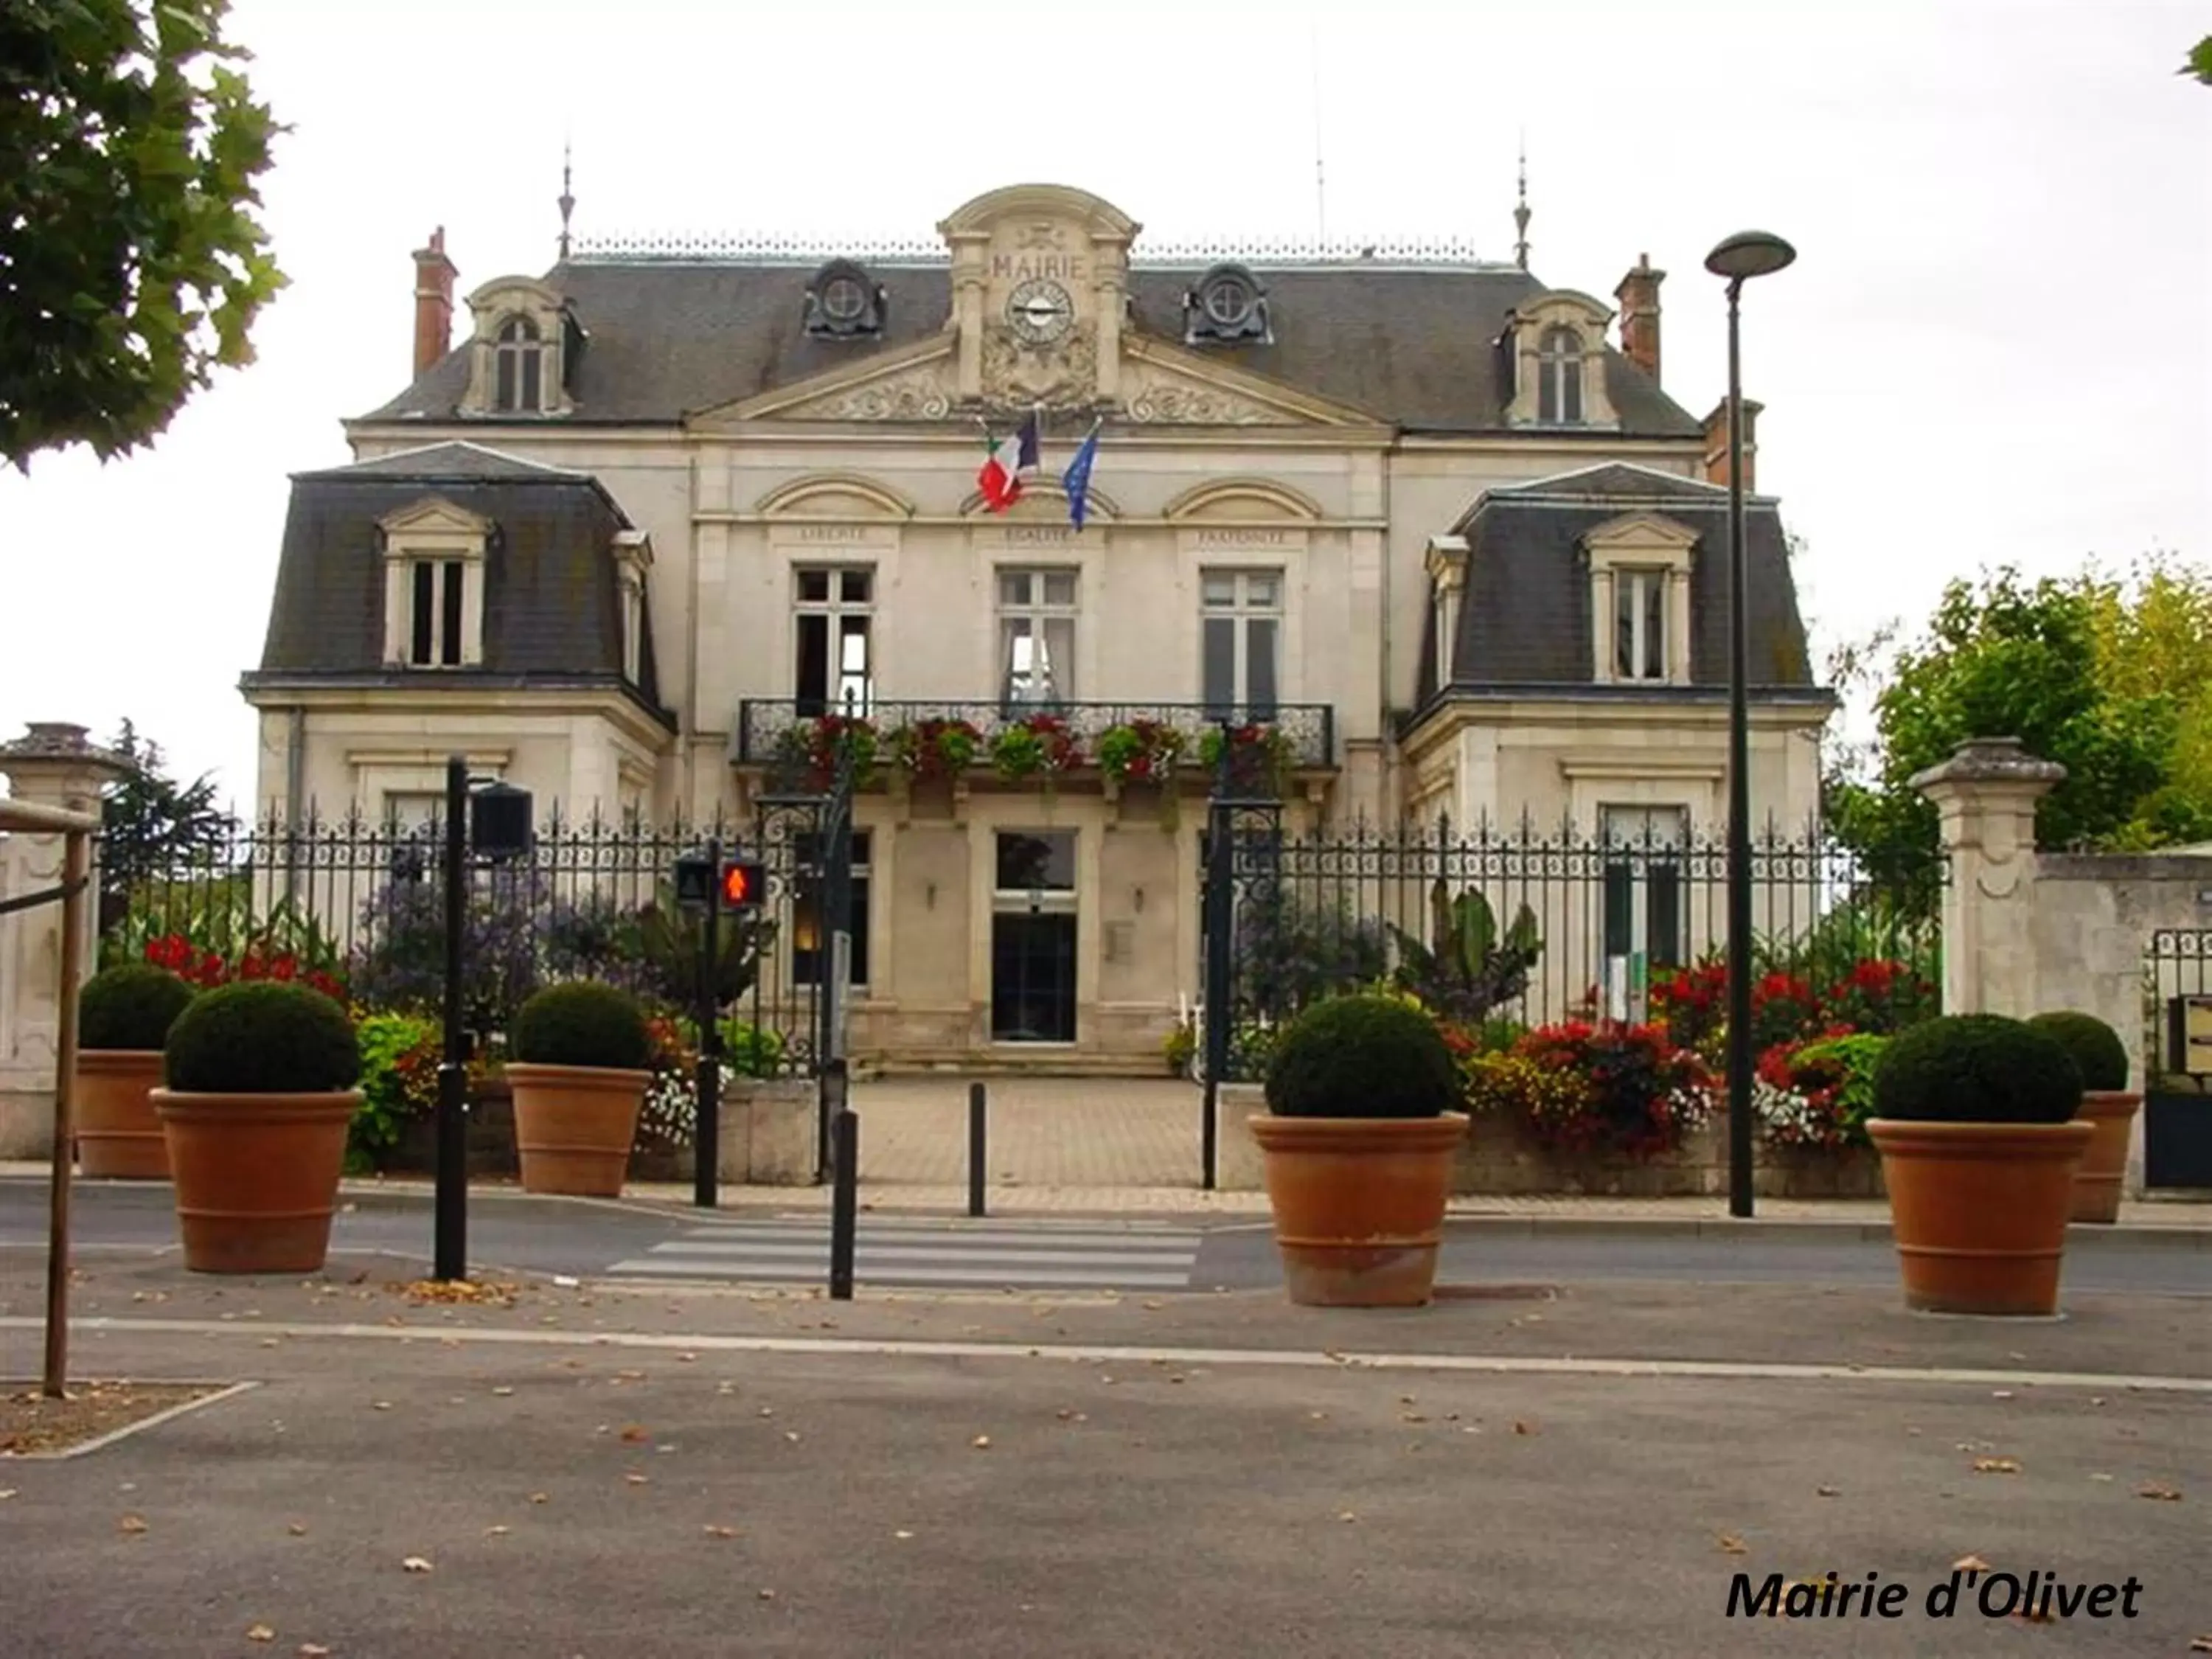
[[603, 1216, 1206, 1290]]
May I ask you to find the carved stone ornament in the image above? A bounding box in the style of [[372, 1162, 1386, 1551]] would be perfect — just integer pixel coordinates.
[[780, 364, 953, 421], [981, 320, 1097, 408], [1122, 364, 1295, 426]]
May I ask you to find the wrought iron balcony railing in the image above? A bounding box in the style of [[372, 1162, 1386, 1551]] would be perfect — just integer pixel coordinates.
[[734, 699, 1335, 774]]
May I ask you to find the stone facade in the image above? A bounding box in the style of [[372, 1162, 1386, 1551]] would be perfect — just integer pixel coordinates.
[[234, 181, 1831, 1072]]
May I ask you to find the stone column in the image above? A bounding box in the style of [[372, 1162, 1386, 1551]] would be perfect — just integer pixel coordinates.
[[0, 724, 131, 1158], [1910, 736, 2065, 1018]]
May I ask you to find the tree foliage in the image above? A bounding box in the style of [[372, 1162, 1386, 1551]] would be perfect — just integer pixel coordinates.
[[1826, 558, 2212, 897], [96, 720, 239, 934], [2185, 35, 2212, 84], [0, 0, 285, 469]]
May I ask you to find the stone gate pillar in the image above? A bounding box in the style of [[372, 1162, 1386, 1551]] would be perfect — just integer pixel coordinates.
[[0, 724, 131, 1158], [1910, 736, 2065, 1018]]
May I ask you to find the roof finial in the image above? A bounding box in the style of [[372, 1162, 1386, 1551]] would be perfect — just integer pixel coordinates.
[[1512, 133, 1531, 272], [557, 140, 576, 260]]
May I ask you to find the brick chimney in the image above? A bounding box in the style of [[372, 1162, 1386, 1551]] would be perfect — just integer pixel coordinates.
[[1702, 397, 1764, 492], [411, 227, 457, 377], [1614, 253, 1664, 381]]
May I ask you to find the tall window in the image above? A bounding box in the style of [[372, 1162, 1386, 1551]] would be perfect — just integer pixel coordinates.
[[1200, 569, 1281, 715], [493, 316, 544, 412], [1600, 804, 1686, 990], [1537, 324, 1584, 425], [794, 568, 873, 715], [998, 569, 1077, 706], [1613, 569, 1669, 681], [792, 830, 871, 990], [408, 559, 465, 667]]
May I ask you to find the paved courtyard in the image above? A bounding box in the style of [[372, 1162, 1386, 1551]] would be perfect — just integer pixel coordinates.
[[852, 1074, 1202, 1189]]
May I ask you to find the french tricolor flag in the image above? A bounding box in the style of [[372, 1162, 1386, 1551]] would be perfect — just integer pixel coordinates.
[[977, 410, 1040, 513]]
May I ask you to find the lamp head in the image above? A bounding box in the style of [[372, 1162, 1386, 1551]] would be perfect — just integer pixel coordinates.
[[1703, 231, 1796, 282]]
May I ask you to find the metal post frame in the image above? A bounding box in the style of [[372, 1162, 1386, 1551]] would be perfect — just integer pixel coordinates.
[[434, 755, 470, 1279], [44, 829, 91, 1398], [1723, 280, 1756, 1221], [694, 835, 723, 1209]]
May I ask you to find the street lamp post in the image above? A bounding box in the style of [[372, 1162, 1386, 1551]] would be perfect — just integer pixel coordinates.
[[1703, 230, 1795, 1221]]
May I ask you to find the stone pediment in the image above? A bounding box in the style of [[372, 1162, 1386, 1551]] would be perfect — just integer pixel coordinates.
[[692, 333, 1379, 431]]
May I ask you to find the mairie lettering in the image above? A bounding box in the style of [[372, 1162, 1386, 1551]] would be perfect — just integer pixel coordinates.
[[990, 253, 1088, 283]]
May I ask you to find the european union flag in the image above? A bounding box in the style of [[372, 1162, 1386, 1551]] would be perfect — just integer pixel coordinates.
[[1062, 420, 1102, 530]]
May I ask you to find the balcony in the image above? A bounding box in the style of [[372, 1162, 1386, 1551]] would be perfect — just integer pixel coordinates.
[[734, 699, 1336, 779]]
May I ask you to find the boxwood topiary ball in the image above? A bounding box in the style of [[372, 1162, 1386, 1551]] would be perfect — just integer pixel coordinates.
[[1263, 994, 1461, 1119], [2024, 1011, 2130, 1093], [164, 981, 361, 1094], [1870, 1013, 2082, 1126], [79, 964, 195, 1052], [511, 981, 650, 1070]]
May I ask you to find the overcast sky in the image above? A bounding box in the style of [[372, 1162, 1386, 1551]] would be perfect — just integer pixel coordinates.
[[2, 0, 2205, 808]]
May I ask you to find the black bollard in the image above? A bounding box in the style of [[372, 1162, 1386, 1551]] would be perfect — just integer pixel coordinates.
[[967, 1082, 987, 1218], [828, 1107, 858, 1301]]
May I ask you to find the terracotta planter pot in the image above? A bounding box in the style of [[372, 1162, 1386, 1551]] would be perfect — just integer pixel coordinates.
[[2070, 1091, 2141, 1224], [1250, 1112, 1470, 1307], [507, 1062, 650, 1197], [1867, 1118, 2094, 1316], [74, 1050, 170, 1179], [151, 1090, 358, 1274]]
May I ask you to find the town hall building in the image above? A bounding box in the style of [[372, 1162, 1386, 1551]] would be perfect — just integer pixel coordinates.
[[241, 181, 1832, 1069]]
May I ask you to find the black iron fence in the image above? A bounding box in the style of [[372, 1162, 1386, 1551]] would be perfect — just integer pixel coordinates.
[[95, 806, 845, 1077], [1200, 813, 1947, 1079]]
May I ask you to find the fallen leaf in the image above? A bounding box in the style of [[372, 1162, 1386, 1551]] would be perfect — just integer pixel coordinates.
[[1815, 1486, 1839, 1498], [1400, 1412, 1428, 1425], [619, 1425, 650, 1443], [1308, 1411, 1327, 1422], [491, 1387, 513, 1397], [529, 1492, 549, 1505], [971, 1435, 992, 1450], [246, 1625, 275, 1644], [1972, 1458, 2022, 1475], [2188, 1637, 2212, 1653], [287, 1523, 308, 1537], [677, 1352, 697, 1363], [296, 1646, 331, 1658], [372, 1402, 392, 1412], [118, 1514, 147, 1536], [0, 1489, 14, 1500], [703, 1525, 737, 1539], [2090, 1473, 2115, 1483], [1513, 1420, 1537, 1436], [894, 1528, 914, 1540], [1717, 1534, 1749, 1555], [625, 1473, 650, 1486], [2137, 1482, 2183, 1501], [1338, 1511, 1357, 1523], [484, 1525, 509, 1537], [1952, 1554, 1992, 1573], [783, 1431, 801, 1444], [1991, 1390, 2014, 1400], [757, 1588, 776, 1601], [402, 1557, 434, 1573]]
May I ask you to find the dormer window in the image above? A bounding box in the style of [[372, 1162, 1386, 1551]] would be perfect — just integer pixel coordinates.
[[494, 316, 545, 411], [462, 276, 574, 415], [1184, 263, 1271, 345], [611, 530, 653, 686], [1505, 291, 1618, 430], [378, 498, 492, 669], [804, 259, 886, 338], [1537, 326, 1583, 424], [1582, 511, 1697, 686]]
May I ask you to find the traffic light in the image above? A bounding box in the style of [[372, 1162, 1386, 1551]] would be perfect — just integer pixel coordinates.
[[719, 859, 767, 910]]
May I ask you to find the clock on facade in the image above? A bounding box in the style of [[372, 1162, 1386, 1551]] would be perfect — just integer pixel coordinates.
[[1006, 278, 1074, 344]]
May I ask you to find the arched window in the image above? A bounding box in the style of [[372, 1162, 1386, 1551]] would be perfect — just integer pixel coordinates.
[[493, 316, 543, 411], [1537, 325, 1584, 425]]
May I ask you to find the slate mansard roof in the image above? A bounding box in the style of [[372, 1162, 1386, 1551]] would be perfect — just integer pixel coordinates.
[[1420, 464, 1826, 704], [243, 443, 667, 719], [362, 259, 1701, 438]]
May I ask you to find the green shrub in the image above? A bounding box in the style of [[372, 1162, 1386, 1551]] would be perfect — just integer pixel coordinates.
[[79, 964, 195, 1051], [1263, 994, 1462, 1119], [164, 981, 361, 1093], [511, 981, 650, 1069], [2025, 1011, 2130, 1092], [1869, 1014, 2081, 1125]]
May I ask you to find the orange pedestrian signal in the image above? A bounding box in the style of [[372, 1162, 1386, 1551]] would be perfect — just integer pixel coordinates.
[[719, 860, 767, 909]]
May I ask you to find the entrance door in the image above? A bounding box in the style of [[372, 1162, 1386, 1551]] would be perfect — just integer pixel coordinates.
[[992, 830, 1077, 1043], [1599, 805, 1687, 1021]]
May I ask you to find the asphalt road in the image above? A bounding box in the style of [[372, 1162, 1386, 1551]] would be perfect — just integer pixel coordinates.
[[4, 1175, 2207, 1297], [2, 1287, 2207, 1659]]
